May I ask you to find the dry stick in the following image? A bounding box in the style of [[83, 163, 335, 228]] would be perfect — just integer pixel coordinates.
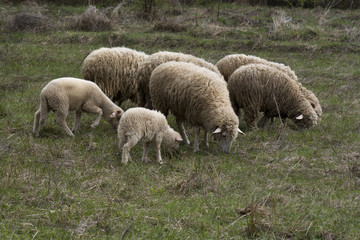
[[273, 93, 283, 126], [121, 219, 135, 240]]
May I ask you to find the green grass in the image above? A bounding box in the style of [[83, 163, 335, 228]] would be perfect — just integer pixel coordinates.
[[1, 2, 360, 239]]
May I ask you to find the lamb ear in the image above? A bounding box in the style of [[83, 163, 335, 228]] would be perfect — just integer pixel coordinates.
[[238, 128, 245, 135], [296, 114, 304, 120], [175, 136, 183, 142], [110, 110, 123, 118], [109, 112, 116, 118], [212, 127, 222, 134]]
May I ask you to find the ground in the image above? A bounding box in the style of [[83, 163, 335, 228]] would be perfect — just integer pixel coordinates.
[[0, 2, 359, 239]]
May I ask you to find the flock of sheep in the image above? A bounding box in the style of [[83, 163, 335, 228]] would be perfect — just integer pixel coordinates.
[[33, 47, 322, 164]]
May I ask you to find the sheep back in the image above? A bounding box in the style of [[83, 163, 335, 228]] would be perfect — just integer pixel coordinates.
[[216, 54, 297, 82], [137, 51, 223, 108], [82, 47, 147, 104]]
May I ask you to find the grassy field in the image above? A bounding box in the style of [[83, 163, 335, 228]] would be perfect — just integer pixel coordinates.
[[1, 2, 360, 239]]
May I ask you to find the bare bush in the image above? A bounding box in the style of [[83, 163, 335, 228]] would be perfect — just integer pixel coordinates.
[[9, 12, 48, 32], [72, 5, 112, 32], [271, 10, 292, 32], [153, 19, 188, 32]]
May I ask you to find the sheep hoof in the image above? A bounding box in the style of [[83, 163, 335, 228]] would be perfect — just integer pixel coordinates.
[[158, 159, 163, 165]]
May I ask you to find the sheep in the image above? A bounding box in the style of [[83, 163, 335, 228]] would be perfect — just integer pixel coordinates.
[[33, 77, 124, 137], [82, 47, 148, 106], [149, 61, 243, 153], [118, 107, 183, 165], [216, 53, 322, 125], [136, 51, 223, 109], [227, 64, 318, 129]]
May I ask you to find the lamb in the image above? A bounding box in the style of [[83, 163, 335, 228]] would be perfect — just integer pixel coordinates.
[[118, 107, 183, 165], [33, 77, 124, 137], [149, 61, 243, 153], [82, 47, 148, 106], [227, 64, 318, 129], [136, 51, 223, 109], [216, 53, 322, 121]]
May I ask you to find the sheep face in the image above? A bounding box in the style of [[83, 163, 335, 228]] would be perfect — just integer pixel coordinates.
[[108, 109, 124, 129], [212, 127, 239, 153], [292, 112, 318, 129], [163, 128, 183, 150]]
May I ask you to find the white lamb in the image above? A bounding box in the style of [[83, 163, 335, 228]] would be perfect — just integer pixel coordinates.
[[33, 77, 124, 137], [118, 107, 183, 165]]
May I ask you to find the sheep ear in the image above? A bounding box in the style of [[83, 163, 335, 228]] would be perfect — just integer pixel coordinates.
[[110, 110, 123, 118], [175, 136, 183, 142], [296, 114, 304, 120], [110, 112, 116, 118], [238, 128, 245, 135], [212, 127, 222, 134]]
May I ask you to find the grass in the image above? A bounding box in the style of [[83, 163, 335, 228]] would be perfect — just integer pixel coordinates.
[[1, 2, 360, 239]]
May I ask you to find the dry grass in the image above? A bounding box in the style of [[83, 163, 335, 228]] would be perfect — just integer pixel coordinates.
[[72, 5, 112, 32], [8, 12, 48, 32]]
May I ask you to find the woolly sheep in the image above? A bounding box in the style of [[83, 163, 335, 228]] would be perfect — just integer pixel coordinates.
[[216, 53, 322, 121], [118, 107, 183, 165], [137, 51, 223, 109], [82, 47, 148, 106], [227, 64, 318, 129], [33, 77, 124, 137], [149, 61, 243, 153]]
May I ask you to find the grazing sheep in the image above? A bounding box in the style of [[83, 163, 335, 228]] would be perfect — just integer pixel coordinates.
[[216, 53, 322, 124], [82, 47, 148, 106], [149, 61, 243, 153], [227, 64, 318, 129], [33, 77, 124, 137], [137, 51, 223, 109], [118, 107, 183, 165]]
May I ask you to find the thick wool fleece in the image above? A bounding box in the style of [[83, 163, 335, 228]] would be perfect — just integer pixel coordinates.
[[227, 64, 318, 129], [117, 107, 182, 165], [33, 77, 123, 137], [216, 53, 297, 82], [149, 61, 239, 151], [216, 54, 322, 118], [82, 47, 148, 105], [136, 51, 223, 108]]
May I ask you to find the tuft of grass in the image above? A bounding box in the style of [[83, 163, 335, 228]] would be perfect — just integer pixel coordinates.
[[72, 5, 112, 32], [9, 12, 48, 32]]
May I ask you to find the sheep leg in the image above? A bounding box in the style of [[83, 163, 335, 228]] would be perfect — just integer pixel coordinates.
[[141, 142, 151, 163], [244, 107, 259, 129], [258, 115, 269, 128], [56, 110, 74, 137], [176, 119, 190, 145], [121, 137, 138, 165], [193, 127, 201, 152], [72, 110, 82, 132], [82, 104, 103, 128], [33, 108, 41, 137], [155, 135, 163, 165], [203, 129, 209, 148]]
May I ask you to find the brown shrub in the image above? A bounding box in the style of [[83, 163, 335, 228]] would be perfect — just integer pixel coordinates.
[[9, 12, 48, 32], [153, 19, 188, 32], [72, 5, 112, 32]]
